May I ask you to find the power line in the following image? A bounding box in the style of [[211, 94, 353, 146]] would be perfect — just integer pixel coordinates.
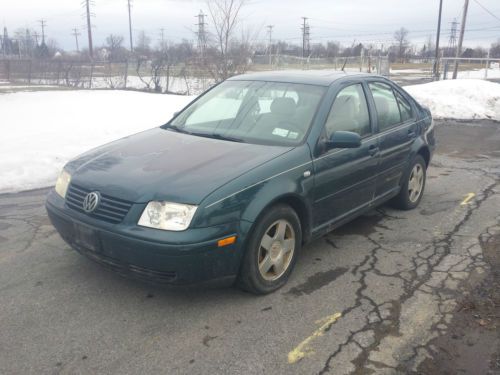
[[472, 0, 500, 24]]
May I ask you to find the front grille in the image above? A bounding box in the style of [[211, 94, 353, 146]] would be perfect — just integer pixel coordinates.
[[66, 184, 133, 224]]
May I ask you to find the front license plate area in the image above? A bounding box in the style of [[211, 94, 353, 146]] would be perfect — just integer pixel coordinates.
[[73, 224, 100, 252]]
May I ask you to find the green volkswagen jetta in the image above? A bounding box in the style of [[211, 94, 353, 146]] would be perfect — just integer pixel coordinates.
[[46, 71, 435, 294]]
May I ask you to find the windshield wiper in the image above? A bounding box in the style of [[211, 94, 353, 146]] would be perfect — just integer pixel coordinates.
[[206, 133, 244, 143], [166, 125, 243, 143], [185, 131, 243, 143], [166, 124, 191, 134]]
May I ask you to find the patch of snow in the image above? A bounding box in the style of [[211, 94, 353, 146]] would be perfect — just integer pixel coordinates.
[[390, 69, 428, 74], [0, 90, 194, 193], [442, 67, 500, 80], [405, 79, 500, 121]]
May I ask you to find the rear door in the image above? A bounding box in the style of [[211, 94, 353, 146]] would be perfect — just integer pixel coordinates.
[[312, 82, 379, 228], [367, 81, 418, 199]]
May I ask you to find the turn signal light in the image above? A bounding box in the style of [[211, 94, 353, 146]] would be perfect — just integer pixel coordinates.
[[218, 236, 236, 247]]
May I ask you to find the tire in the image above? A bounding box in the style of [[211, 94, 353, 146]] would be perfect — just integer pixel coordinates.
[[390, 154, 427, 210], [237, 204, 302, 295]]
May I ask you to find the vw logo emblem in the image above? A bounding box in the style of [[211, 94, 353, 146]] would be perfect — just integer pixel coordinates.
[[82, 192, 100, 213]]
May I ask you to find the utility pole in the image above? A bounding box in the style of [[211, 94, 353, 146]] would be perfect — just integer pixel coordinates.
[[448, 19, 458, 52], [84, 0, 94, 60], [433, 0, 443, 79], [71, 28, 81, 52], [453, 0, 469, 79], [301, 17, 309, 58], [127, 0, 134, 52], [267, 25, 273, 65], [33, 31, 39, 46], [159, 28, 165, 50], [195, 10, 207, 59], [38, 19, 47, 44]]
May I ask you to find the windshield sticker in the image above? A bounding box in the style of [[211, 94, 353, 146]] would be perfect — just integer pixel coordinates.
[[288, 131, 299, 139], [272, 128, 289, 137]]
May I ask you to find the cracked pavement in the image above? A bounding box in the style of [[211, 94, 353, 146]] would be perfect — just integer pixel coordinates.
[[1, 120, 499, 374]]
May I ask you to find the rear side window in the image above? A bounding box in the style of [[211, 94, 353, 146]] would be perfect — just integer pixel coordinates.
[[369, 82, 401, 131], [324, 84, 371, 138], [395, 91, 413, 122]]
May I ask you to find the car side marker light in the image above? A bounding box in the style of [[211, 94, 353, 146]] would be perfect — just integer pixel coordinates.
[[218, 236, 237, 247]]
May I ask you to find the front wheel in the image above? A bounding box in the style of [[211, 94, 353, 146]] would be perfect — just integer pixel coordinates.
[[390, 155, 427, 210], [237, 204, 301, 294]]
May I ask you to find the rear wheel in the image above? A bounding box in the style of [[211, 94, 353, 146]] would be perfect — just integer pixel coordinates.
[[390, 155, 427, 210], [237, 204, 301, 294]]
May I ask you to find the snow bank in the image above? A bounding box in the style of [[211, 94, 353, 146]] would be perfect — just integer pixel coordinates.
[[405, 79, 500, 121], [0, 90, 194, 193]]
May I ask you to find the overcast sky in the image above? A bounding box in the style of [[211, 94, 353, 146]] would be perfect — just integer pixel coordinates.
[[3, 0, 500, 50]]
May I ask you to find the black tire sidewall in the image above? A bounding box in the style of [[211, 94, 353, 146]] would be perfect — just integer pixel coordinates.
[[239, 204, 302, 294], [400, 155, 427, 209]]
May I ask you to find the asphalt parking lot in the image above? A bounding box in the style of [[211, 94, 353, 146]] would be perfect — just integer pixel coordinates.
[[1, 120, 499, 375]]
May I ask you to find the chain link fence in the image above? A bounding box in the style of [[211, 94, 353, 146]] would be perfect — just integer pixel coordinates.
[[0, 59, 214, 94]]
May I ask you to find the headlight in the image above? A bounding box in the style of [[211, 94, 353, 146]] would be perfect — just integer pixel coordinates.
[[55, 169, 71, 198], [138, 201, 198, 231]]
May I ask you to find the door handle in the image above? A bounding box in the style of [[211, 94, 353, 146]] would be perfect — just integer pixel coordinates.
[[407, 129, 416, 138], [368, 145, 379, 156]]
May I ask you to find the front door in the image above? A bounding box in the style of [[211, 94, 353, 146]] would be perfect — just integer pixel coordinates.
[[312, 83, 379, 229]]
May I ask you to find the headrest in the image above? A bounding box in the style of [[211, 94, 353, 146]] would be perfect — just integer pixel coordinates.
[[374, 96, 389, 114], [270, 97, 296, 117], [332, 95, 356, 117]]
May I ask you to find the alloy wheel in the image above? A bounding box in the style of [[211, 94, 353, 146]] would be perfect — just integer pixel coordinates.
[[408, 164, 424, 203], [257, 219, 295, 281]]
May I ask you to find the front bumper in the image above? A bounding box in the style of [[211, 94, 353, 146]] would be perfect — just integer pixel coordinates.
[[46, 190, 250, 285]]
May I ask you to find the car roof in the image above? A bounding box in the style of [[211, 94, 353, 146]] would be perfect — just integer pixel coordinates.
[[227, 70, 383, 86]]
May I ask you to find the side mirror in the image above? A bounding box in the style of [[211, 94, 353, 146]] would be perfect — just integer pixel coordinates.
[[326, 131, 361, 149], [173, 111, 180, 117]]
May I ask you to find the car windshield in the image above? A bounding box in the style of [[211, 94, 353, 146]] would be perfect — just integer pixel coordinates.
[[166, 80, 327, 146]]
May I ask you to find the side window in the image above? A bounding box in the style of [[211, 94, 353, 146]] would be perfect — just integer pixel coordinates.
[[324, 84, 371, 138], [369, 82, 402, 131], [395, 91, 413, 122]]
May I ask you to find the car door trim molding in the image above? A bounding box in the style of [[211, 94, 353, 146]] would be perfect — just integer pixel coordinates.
[[205, 116, 430, 209], [314, 174, 378, 203], [204, 160, 313, 208]]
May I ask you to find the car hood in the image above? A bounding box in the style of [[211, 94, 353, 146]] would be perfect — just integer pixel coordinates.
[[67, 128, 293, 204]]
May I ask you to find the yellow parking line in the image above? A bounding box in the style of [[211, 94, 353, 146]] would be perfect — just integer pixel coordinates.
[[287, 312, 342, 364], [460, 193, 475, 206]]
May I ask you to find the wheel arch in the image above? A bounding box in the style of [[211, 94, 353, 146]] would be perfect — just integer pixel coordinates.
[[417, 145, 431, 168], [245, 193, 313, 245]]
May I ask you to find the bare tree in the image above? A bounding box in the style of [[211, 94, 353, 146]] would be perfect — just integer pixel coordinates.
[[105, 34, 127, 62], [206, 0, 248, 81], [394, 27, 409, 63], [135, 30, 151, 56]]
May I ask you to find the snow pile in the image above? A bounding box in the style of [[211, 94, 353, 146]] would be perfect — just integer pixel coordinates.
[[448, 67, 500, 80], [405, 79, 500, 121], [0, 90, 194, 193]]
